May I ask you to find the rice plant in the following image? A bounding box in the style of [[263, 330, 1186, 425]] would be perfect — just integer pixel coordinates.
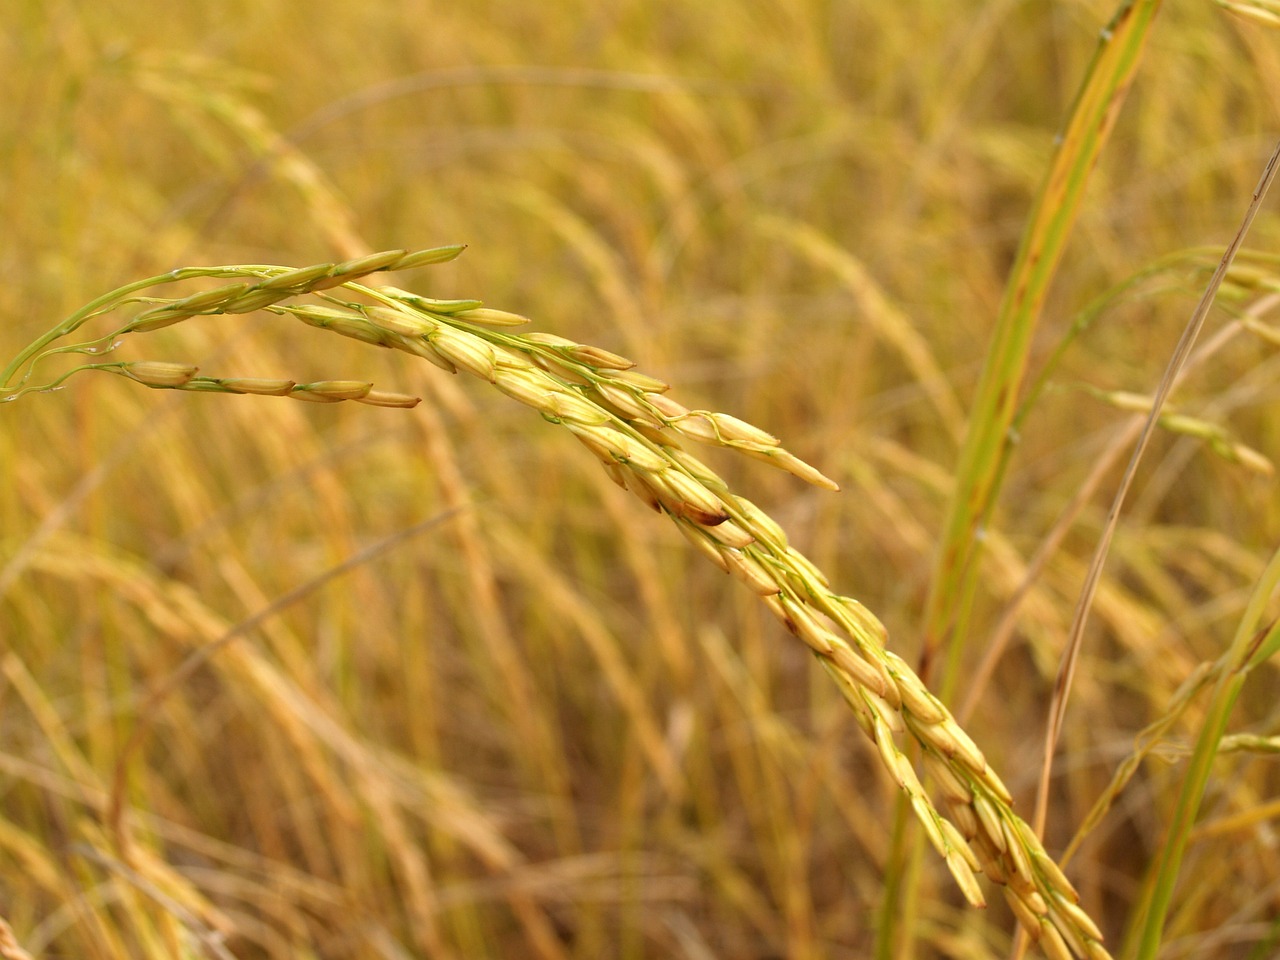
[[3, 2, 1280, 959]]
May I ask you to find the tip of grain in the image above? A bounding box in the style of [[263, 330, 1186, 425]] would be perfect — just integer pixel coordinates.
[[395, 244, 468, 269]]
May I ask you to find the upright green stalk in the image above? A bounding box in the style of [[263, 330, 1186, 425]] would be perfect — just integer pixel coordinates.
[[894, 5, 1163, 956], [921, 0, 1164, 690], [1132, 547, 1280, 959]]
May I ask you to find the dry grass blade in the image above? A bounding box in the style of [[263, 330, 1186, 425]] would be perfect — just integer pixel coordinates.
[[758, 215, 966, 442], [1032, 136, 1280, 838], [104, 509, 464, 854]]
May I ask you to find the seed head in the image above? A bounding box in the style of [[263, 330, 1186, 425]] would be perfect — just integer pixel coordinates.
[[122, 360, 199, 387], [430, 329, 497, 381], [452, 307, 532, 327], [290, 380, 373, 402], [719, 547, 781, 595], [492, 367, 560, 414], [366, 305, 438, 337], [258, 263, 335, 291], [219, 377, 296, 396], [564, 344, 635, 370], [356, 390, 421, 408]]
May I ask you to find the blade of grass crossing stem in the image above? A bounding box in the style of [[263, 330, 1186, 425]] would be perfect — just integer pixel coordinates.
[[1125, 547, 1280, 960], [1036, 139, 1280, 827], [1130, 144, 1280, 960], [1022, 134, 1280, 960], [920, 0, 1164, 693]]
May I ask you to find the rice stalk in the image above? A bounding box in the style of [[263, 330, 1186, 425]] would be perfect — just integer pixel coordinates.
[[2, 249, 1115, 959], [921, 0, 1165, 688]]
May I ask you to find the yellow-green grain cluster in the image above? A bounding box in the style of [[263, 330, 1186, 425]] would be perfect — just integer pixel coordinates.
[[3, 248, 1115, 957]]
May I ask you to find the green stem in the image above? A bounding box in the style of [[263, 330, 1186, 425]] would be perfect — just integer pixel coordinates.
[[921, 0, 1164, 688], [1133, 544, 1280, 959], [0, 269, 189, 389], [0, 262, 312, 390]]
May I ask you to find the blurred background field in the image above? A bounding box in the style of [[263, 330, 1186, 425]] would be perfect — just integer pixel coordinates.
[[3, 1, 1280, 957]]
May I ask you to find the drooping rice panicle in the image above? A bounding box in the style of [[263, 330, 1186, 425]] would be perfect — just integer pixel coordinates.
[[0, 249, 1114, 959]]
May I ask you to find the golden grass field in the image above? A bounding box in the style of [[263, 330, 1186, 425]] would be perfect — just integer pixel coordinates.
[[3, 1, 1280, 958]]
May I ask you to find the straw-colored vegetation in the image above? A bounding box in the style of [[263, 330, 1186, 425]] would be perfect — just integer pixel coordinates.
[[2, 2, 1279, 958]]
